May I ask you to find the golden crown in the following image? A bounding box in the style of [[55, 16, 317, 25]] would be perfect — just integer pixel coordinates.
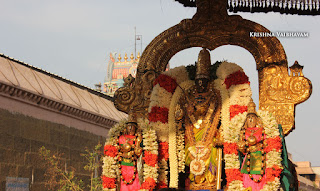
[[247, 98, 257, 114], [196, 48, 211, 79]]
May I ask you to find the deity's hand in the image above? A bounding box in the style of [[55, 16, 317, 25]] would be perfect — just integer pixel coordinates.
[[134, 147, 142, 157], [238, 141, 246, 153], [213, 131, 223, 147]]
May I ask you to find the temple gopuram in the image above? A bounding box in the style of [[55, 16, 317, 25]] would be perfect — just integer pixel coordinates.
[[103, 52, 140, 96], [103, 52, 169, 96]]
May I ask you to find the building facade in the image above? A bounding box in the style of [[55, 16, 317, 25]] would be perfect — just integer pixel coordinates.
[[0, 54, 126, 190]]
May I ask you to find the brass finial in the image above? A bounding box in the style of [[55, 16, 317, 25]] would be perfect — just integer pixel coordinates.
[[289, 61, 304, 76], [118, 54, 122, 62], [124, 53, 128, 62], [130, 53, 134, 60], [137, 52, 140, 59], [196, 48, 211, 79], [247, 98, 257, 114]]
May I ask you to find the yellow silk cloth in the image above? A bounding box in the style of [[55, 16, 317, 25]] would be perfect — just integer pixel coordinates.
[[185, 126, 218, 185]]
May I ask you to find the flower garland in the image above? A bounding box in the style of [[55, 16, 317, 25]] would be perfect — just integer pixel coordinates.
[[148, 61, 282, 191], [148, 66, 189, 188], [138, 118, 159, 191], [224, 111, 283, 190], [168, 80, 194, 187], [148, 62, 254, 189], [102, 120, 127, 191], [215, 62, 282, 190]]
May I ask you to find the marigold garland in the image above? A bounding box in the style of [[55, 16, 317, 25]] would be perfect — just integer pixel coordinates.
[[102, 176, 116, 189], [230, 105, 248, 119], [141, 177, 157, 190], [143, 151, 158, 167], [224, 143, 238, 155], [104, 145, 118, 158]]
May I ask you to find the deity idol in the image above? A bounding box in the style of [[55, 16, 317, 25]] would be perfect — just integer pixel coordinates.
[[118, 115, 142, 191], [238, 100, 268, 191], [175, 48, 222, 190]]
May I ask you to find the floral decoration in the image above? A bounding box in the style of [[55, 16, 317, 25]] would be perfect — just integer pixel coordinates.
[[102, 175, 116, 189], [214, 62, 283, 190], [104, 145, 118, 158], [141, 177, 156, 190], [147, 66, 189, 188], [143, 151, 158, 167], [138, 118, 159, 191], [224, 70, 249, 89], [159, 142, 169, 161]]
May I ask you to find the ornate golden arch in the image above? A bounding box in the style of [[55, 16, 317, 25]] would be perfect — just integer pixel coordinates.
[[114, 0, 312, 136]]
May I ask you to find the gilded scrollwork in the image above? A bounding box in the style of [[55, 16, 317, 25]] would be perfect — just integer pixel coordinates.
[[113, 0, 312, 136], [259, 64, 312, 135]]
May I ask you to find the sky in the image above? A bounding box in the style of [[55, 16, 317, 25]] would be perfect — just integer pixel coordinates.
[[0, 0, 319, 165]]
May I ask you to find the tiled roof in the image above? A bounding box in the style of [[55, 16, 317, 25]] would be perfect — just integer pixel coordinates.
[[0, 53, 127, 127]]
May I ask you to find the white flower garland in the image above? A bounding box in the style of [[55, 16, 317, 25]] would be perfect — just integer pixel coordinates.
[[168, 80, 194, 188], [138, 118, 159, 187]]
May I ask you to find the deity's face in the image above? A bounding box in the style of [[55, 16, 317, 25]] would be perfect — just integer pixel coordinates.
[[195, 78, 209, 93], [247, 114, 258, 128], [125, 123, 137, 136]]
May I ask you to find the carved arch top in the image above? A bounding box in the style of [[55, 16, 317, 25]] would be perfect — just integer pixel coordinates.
[[114, 12, 312, 136], [137, 15, 287, 78]]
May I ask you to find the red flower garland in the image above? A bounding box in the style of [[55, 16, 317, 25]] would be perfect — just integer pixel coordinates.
[[230, 105, 248, 119], [225, 169, 243, 186], [224, 70, 249, 89], [102, 175, 116, 189], [156, 181, 168, 189], [153, 74, 177, 93], [265, 165, 282, 182], [104, 145, 118, 158], [141, 177, 157, 190], [148, 106, 169, 123], [264, 137, 282, 153], [143, 151, 158, 167], [159, 141, 169, 161], [224, 143, 238, 154]]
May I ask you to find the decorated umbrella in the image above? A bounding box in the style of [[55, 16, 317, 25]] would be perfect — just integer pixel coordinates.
[[175, 0, 320, 15]]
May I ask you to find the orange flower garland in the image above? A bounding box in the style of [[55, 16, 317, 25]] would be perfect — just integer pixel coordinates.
[[143, 151, 158, 167], [102, 176, 116, 189], [141, 177, 156, 190], [104, 145, 118, 158]]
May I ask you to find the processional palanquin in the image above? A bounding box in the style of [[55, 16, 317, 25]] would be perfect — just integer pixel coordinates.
[[112, 0, 312, 190]]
